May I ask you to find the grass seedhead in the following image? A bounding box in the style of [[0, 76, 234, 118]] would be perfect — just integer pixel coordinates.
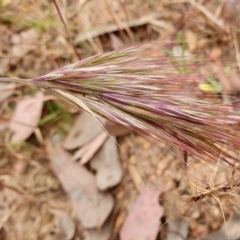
[[1, 41, 240, 166]]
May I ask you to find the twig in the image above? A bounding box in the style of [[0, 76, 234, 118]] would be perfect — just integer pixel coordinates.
[[52, 0, 81, 60], [75, 13, 162, 43], [127, 164, 145, 192]]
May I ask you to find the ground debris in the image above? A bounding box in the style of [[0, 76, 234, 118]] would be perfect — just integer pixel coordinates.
[[9, 91, 44, 143], [47, 141, 114, 228], [90, 136, 123, 190], [72, 131, 109, 164], [205, 214, 240, 240], [166, 219, 189, 240], [120, 184, 164, 240], [64, 111, 107, 150], [11, 29, 39, 58], [48, 209, 76, 240], [1, 0, 240, 239]]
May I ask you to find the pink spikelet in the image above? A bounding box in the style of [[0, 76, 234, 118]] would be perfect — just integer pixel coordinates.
[[5, 41, 240, 166]]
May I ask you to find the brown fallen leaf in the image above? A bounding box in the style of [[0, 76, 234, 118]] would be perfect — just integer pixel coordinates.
[[90, 137, 123, 190], [72, 132, 109, 164], [64, 111, 107, 150], [47, 142, 114, 228], [120, 184, 164, 240], [9, 91, 44, 144]]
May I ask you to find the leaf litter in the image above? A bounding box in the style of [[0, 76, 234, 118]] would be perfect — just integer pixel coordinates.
[[71, 131, 109, 164], [0, 150, 72, 240], [49, 209, 76, 240], [90, 136, 123, 191], [11, 29, 39, 58], [9, 91, 44, 144], [64, 111, 107, 150], [1, 0, 240, 239], [47, 141, 114, 228], [120, 184, 164, 240], [83, 210, 116, 240]]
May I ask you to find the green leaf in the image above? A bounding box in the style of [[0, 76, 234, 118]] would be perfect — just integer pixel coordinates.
[[198, 83, 216, 92], [198, 77, 222, 92]]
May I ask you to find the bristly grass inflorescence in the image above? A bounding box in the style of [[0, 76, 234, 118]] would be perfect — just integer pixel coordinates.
[[2, 41, 240, 166]]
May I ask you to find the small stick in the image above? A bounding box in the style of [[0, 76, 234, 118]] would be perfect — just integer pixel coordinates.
[[52, 0, 81, 60]]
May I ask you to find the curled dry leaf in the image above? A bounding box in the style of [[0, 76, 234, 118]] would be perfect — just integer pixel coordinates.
[[9, 91, 44, 144], [72, 131, 109, 164], [120, 184, 164, 240], [47, 141, 114, 228], [64, 111, 107, 150], [90, 137, 123, 190]]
